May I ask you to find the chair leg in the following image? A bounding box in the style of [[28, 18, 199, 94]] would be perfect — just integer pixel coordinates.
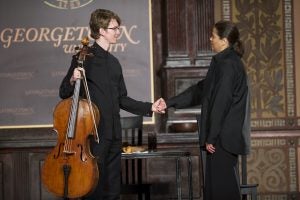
[[242, 194, 247, 200], [145, 191, 150, 200], [252, 189, 257, 200], [137, 192, 150, 200], [138, 193, 143, 200], [241, 189, 258, 200]]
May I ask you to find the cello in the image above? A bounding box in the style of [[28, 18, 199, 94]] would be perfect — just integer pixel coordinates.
[[42, 37, 100, 199]]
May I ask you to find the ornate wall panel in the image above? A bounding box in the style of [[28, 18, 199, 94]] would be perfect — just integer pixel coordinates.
[[249, 135, 299, 199], [221, 0, 298, 130]]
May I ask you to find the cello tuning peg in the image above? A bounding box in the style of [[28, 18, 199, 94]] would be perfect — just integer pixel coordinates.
[[81, 36, 90, 46]]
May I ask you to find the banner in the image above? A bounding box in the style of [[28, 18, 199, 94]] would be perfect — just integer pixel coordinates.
[[0, 0, 153, 128]]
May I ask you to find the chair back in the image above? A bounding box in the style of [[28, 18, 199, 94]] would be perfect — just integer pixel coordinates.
[[120, 116, 144, 184], [121, 115, 143, 147], [120, 116, 151, 200]]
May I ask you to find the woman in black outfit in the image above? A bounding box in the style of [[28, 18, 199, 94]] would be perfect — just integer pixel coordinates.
[[163, 20, 251, 200]]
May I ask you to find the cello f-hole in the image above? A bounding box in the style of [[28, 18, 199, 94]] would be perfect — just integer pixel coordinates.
[[77, 144, 87, 162], [53, 143, 64, 159]]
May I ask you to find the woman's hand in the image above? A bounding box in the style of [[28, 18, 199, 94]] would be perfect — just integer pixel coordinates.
[[206, 143, 216, 154]]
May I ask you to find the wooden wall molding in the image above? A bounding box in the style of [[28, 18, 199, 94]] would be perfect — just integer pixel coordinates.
[[163, 0, 214, 67]]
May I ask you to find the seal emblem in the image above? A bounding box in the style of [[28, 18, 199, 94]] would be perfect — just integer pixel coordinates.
[[44, 0, 94, 9]]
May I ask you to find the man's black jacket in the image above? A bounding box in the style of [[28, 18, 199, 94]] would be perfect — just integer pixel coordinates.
[[59, 42, 152, 140]]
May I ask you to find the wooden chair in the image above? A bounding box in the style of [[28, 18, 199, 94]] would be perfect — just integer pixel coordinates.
[[195, 114, 258, 200], [120, 116, 151, 200]]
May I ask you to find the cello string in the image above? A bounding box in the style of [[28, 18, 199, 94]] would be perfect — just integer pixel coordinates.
[[65, 97, 75, 153], [64, 79, 80, 153]]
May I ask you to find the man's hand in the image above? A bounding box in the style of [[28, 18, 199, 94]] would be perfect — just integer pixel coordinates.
[[70, 67, 84, 85], [152, 98, 167, 114]]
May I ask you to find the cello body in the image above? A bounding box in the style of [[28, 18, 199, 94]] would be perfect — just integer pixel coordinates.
[[42, 37, 100, 198], [42, 98, 100, 198]]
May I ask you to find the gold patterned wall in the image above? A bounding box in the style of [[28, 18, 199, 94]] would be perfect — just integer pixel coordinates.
[[221, 0, 298, 130], [249, 136, 298, 199]]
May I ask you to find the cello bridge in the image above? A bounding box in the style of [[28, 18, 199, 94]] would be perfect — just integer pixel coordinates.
[[63, 150, 76, 155]]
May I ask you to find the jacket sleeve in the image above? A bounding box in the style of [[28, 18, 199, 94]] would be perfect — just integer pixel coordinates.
[[206, 60, 235, 145], [166, 79, 204, 109], [118, 73, 153, 117], [59, 56, 77, 99]]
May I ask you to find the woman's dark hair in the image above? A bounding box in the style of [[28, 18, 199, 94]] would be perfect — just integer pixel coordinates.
[[214, 20, 244, 57], [89, 9, 121, 40]]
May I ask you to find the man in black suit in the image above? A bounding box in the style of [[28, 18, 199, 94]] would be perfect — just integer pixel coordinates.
[[159, 20, 251, 200], [59, 9, 163, 200]]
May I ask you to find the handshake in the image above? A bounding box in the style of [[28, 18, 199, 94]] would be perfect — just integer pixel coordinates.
[[151, 98, 167, 114]]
